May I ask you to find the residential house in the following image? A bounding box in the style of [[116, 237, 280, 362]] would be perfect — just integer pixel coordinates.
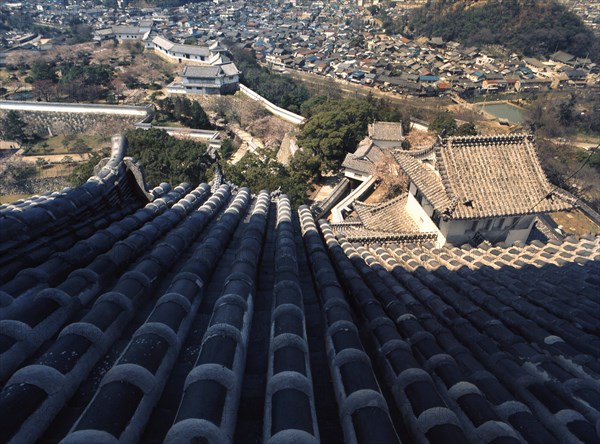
[[515, 78, 552, 92]]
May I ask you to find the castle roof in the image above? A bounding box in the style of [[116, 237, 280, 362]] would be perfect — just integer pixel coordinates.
[[395, 134, 574, 219], [0, 135, 598, 444]]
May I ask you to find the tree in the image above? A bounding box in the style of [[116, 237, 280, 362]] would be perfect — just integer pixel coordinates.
[[30, 60, 57, 83], [219, 138, 235, 160], [124, 128, 209, 186], [221, 147, 317, 207], [455, 122, 477, 136], [188, 101, 211, 129], [70, 24, 93, 43], [429, 112, 457, 136], [299, 109, 359, 169], [221, 148, 285, 193], [1, 111, 26, 143], [298, 97, 407, 171], [558, 94, 576, 126]]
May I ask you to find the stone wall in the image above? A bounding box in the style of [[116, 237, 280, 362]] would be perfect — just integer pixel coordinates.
[[0, 176, 71, 196], [0, 110, 139, 137]]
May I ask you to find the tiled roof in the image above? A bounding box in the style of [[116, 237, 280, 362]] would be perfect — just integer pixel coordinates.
[[182, 65, 222, 77], [331, 194, 436, 245], [1, 134, 598, 444], [221, 62, 240, 76], [368, 121, 404, 141], [352, 137, 373, 158], [341, 144, 385, 175], [341, 153, 373, 174], [395, 134, 573, 219], [354, 194, 420, 232], [153, 35, 211, 57], [319, 220, 600, 444]]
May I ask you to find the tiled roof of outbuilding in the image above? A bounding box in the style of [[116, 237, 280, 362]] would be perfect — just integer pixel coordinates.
[[340, 154, 373, 175], [369, 121, 404, 142], [395, 134, 573, 220], [331, 194, 437, 244], [0, 135, 598, 444], [341, 144, 385, 175], [354, 194, 419, 233]]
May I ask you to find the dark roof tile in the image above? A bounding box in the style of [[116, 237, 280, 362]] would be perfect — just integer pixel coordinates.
[[1, 134, 598, 444]]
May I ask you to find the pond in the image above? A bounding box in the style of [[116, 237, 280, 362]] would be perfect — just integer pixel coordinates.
[[478, 102, 526, 124]]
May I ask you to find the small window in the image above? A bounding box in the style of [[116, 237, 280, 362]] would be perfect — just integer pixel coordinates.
[[414, 188, 424, 205], [478, 219, 492, 231], [492, 218, 504, 229]]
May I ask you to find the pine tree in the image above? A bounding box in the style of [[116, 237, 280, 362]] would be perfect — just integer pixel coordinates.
[[1, 111, 26, 143]]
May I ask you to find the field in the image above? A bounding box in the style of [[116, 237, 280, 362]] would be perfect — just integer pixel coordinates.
[[25, 134, 111, 156]]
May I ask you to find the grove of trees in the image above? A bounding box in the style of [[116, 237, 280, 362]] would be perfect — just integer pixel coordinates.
[[221, 147, 321, 207], [123, 128, 211, 187], [27, 59, 114, 102], [228, 45, 311, 114], [297, 95, 408, 171], [428, 112, 477, 137], [155, 96, 212, 130], [407, 0, 599, 62]]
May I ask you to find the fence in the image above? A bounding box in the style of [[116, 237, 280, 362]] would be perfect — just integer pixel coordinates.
[[0, 100, 152, 122], [239, 85, 306, 125]]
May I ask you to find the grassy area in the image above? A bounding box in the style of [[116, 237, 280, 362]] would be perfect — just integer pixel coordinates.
[[150, 119, 185, 128], [37, 164, 74, 177], [574, 134, 600, 144], [25, 134, 111, 156], [550, 209, 600, 236], [0, 193, 31, 204]]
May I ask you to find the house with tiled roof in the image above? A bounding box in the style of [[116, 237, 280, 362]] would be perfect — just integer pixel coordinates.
[[341, 137, 384, 182], [147, 36, 240, 95], [341, 121, 405, 182], [368, 121, 405, 149], [150, 35, 212, 64], [1, 134, 598, 444], [331, 194, 437, 244], [168, 63, 240, 95], [395, 134, 574, 246], [93, 23, 154, 42]]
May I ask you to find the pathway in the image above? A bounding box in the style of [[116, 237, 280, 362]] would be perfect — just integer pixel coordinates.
[[229, 123, 265, 164]]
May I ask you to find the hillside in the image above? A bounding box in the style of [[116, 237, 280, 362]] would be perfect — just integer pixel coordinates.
[[408, 0, 600, 61]]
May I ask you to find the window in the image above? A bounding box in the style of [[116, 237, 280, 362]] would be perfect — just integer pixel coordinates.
[[414, 188, 424, 205], [478, 219, 492, 231], [492, 218, 504, 229]]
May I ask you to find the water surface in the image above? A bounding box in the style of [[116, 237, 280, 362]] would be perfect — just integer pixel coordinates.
[[478, 102, 525, 124]]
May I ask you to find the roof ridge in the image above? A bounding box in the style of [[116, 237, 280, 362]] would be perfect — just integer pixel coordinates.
[[435, 144, 456, 215], [341, 230, 438, 243]]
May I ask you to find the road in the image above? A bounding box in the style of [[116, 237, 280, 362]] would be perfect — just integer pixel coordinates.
[[283, 69, 451, 114]]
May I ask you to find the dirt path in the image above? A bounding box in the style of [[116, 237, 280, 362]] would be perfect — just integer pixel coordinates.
[[228, 123, 265, 164], [18, 153, 90, 164]]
